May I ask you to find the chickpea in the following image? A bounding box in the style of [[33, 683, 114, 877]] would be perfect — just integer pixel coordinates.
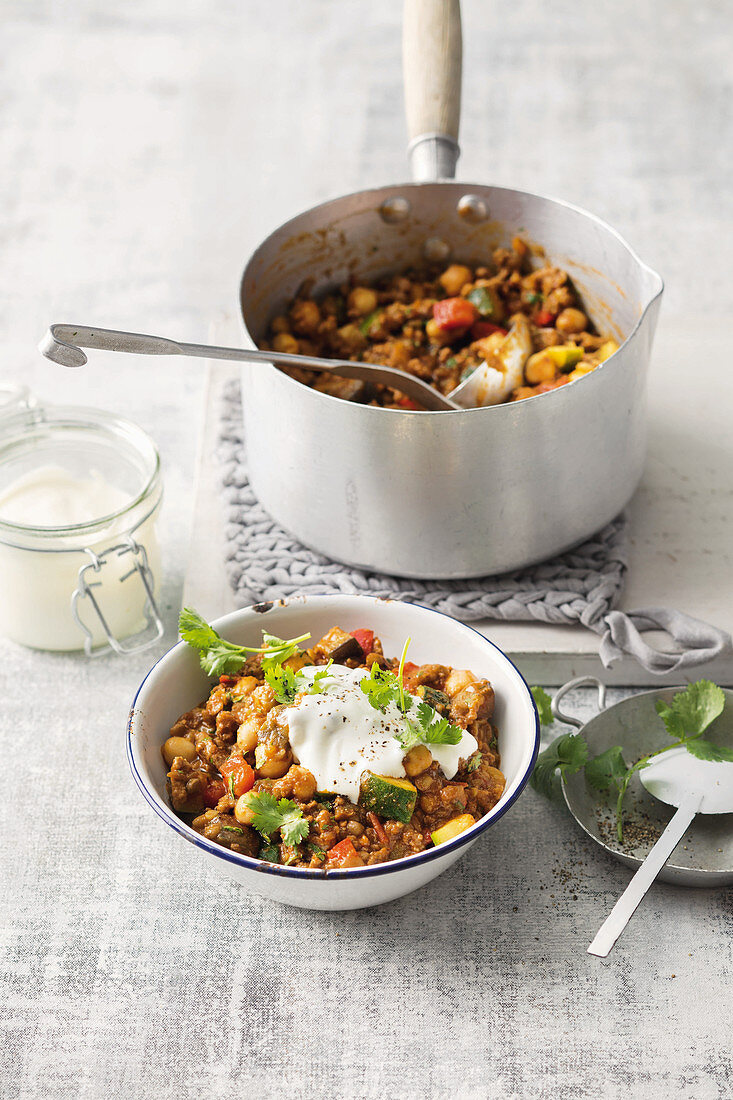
[[162, 736, 197, 766], [272, 332, 299, 355], [420, 794, 438, 814], [439, 264, 473, 297], [347, 821, 365, 837], [347, 286, 378, 316], [270, 315, 290, 334], [236, 716, 259, 753], [283, 765, 317, 801], [525, 351, 557, 384], [255, 741, 292, 779], [403, 744, 433, 777], [337, 323, 367, 354], [556, 307, 588, 334], [290, 299, 321, 336], [425, 318, 453, 347], [234, 795, 256, 825], [232, 676, 258, 698]]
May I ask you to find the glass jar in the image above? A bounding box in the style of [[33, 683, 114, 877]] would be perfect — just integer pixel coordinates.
[[0, 405, 163, 654]]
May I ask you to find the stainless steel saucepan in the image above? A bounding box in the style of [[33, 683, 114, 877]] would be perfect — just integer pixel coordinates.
[[240, 0, 663, 580]]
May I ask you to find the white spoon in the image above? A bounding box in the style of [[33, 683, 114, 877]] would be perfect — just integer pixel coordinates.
[[588, 748, 733, 957]]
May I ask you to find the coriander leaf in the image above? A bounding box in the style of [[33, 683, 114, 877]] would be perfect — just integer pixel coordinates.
[[585, 745, 628, 792], [656, 681, 725, 740], [530, 733, 588, 798], [308, 659, 334, 693], [259, 844, 280, 863], [243, 791, 287, 836], [264, 663, 299, 704], [179, 608, 310, 679], [279, 804, 310, 847], [685, 739, 733, 763], [179, 607, 255, 677], [466, 752, 482, 773], [360, 663, 402, 712], [423, 715, 463, 745], [243, 791, 309, 846], [531, 686, 554, 727]]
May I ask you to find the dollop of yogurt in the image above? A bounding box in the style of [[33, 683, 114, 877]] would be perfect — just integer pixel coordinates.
[[280, 665, 478, 802]]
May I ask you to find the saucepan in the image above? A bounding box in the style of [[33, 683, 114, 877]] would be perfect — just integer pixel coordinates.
[[238, 0, 663, 580]]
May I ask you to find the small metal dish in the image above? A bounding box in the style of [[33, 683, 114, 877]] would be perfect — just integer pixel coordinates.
[[552, 678, 733, 887]]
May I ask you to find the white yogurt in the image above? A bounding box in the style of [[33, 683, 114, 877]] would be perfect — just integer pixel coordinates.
[[0, 463, 161, 651], [0, 465, 131, 527], [281, 665, 478, 800]]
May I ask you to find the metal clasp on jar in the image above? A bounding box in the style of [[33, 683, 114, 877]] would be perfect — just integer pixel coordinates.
[[71, 537, 164, 656]]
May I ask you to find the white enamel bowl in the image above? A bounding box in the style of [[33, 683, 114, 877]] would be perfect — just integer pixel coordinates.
[[127, 595, 540, 910]]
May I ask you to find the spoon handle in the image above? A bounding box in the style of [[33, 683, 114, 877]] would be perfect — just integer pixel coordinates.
[[39, 324, 458, 411], [587, 790, 703, 958]]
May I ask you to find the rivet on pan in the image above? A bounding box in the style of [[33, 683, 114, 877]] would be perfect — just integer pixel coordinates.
[[423, 237, 451, 263], [378, 197, 411, 224], [457, 194, 489, 223]]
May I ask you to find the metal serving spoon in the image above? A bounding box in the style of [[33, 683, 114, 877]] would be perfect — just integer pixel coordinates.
[[588, 750, 733, 957], [39, 324, 460, 412]]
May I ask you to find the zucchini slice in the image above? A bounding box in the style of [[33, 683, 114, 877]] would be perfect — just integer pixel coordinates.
[[359, 772, 417, 824], [431, 814, 475, 847]]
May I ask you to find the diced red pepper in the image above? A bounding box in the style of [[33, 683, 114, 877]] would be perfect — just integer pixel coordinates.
[[533, 310, 556, 327], [433, 298, 478, 331], [350, 628, 375, 657], [403, 662, 419, 676], [326, 838, 365, 869], [203, 780, 226, 808], [219, 674, 236, 685], [367, 812, 389, 848], [471, 321, 508, 340], [220, 753, 255, 798], [397, 396, 420, 410]]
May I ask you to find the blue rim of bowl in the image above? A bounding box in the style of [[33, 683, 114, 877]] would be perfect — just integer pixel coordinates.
[[126, 595, 541, 881]]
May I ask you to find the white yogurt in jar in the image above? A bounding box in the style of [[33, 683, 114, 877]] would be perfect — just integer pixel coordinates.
[[0, 408, 162, 653], [281, 665, 478, 799], [0, 466, 131, 526]]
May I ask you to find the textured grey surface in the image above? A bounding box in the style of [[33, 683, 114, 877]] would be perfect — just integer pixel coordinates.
[[1, 1, 732, 1098]]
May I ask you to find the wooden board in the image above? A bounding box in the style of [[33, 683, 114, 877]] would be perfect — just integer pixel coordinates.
[[184, 316, 733, 686]]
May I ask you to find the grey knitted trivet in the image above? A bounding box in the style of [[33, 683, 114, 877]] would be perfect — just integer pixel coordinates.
[[218, 380, 732, 674]]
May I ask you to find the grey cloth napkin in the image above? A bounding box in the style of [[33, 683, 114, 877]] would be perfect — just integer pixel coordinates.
[[218, 381, 731, 674]]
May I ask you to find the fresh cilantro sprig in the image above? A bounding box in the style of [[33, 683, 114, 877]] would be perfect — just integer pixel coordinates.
[[263, 659, 335, 705], [360, 662, 406, 713], [243, 791, 310, 848], [531, 686, 554, 727], [530, 733, 588, 797], [531, 681, 729, 842], [179, 608, 310, 678], [359, 638, 463, 751], [587, 680, 728, 841]]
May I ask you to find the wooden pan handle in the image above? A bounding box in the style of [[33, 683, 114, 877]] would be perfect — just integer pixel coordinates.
[[403, 0, 462, 180]]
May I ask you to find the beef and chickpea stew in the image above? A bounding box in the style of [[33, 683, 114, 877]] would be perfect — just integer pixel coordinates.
[[164, 610, 506, 870], [261, 236, 619, 409]]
